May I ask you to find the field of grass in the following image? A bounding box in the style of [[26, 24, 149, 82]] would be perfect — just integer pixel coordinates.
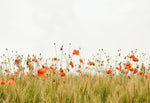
[[0, 46, 150, 103]]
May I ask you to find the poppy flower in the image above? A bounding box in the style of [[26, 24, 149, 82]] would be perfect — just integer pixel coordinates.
[[61, 72, 65, 77], [37, 68, 45, 77], [133, 57, 139, 62], [70, 61, 74, 68], [138, 71, 144, 76], [57, 81, 60, 85], [145, 73, 150, 79], [126, 62, 132, 68], [14, 71, 18, 75], [59, 68, 63, 72], [53, 57, 57, 61], [76, 70, 81, 73], [133, 68, 138, 73], [73, 49, 79, 55], [1, 80, 6, 85], [79, 59, 83, 63], [142, 66, 146, 69], [50, 66, 55, 70], [125, 82, 130, 86], [15, 59, 19, 65], [3, 61, 7, 64], [5, 69, 9, 72], [129, 55, 134, 58], [106, 69, 112, 74], [8, 79, 16, 85], [116, 67, 121, 70], [89, 61, 94, 66]]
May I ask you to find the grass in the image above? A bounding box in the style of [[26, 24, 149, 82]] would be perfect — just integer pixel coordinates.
[[0, 46, 150, 103], [1, 74, 150, 103]]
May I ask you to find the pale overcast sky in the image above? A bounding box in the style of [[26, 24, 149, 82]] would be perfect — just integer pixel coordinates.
[[0, 0, 150, 57]]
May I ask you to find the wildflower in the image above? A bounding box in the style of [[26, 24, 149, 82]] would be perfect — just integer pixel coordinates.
[[76, 70, 81, 73], [73, 49, 79, 55], [106, 69, 112, 74], [126, 62, 132, 68], [129, 55, 134, 58], [145, 73, 150, 79], [3, 61, 7, 64], [1, 80, 6, 85], [53, 57, 57, 61], [142, 66, 146, 70], [138, 71, 144, 76], [59, 68, 64, 72], [133, 68, 138, 73], [15, 59, 19, 65], [50, 66, 55, 70], [79, 59, 83, 63], [125, 82, 130, 86], [133, 57, 139, 62], [37, 68, 45, 77], [70, 61, 74, 68], [61, 72, 66, 77], [89, 61, 94, 66], [32, 58, 37, 62], [57, 81, 60, 85], [8, 79, 15, 85], [5, 69, 9, 72], [14, 71, 18, 75]]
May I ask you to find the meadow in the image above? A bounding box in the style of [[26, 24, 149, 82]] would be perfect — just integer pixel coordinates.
[[0, 45, 150, 103]]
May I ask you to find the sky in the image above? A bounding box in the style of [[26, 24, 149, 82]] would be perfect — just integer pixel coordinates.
[[0, 0, 150, 58]]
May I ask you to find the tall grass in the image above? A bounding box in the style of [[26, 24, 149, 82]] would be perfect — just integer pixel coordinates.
[[1, 74, 150, 103], [0, 47, 150, 102]]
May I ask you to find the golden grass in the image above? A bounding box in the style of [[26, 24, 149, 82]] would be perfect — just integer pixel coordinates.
[[0, 74, 150, 103]]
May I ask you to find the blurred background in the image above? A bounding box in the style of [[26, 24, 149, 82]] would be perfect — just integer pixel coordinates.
[[0, 0, 150, 58]]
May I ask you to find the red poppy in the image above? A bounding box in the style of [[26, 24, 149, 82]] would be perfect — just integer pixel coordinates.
[[15, 59, 19, 65], [145, 73, 150, 79], [142, 66, 146, 69], [5, 69, 8, 73], [37, 68, 45, 77], [54, 57, 57, 61], [73, 49, 79, 55], [79, 59, 83, 63], [61, 72, 66, 77], [50, 66, 55, 70], [129, 55, 134, 58], [70, 61, 74, 68], [89, 61, 94, 66], [8, 79, 16, 85], [133, 57, 139, 62], [106, 69, 112, 74], [133, 68, 138, 73], [14, 71, 18, 75], [1, 80, 6, 85], [126, 62, 132, 68], [32, 58, 37, 62], [125, 82, 130, 86], [59, 67, 63, 72], [76, 70, 81, 73]]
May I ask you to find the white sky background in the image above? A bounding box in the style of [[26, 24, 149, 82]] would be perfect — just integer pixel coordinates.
[[0, 0, 150, 58]]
